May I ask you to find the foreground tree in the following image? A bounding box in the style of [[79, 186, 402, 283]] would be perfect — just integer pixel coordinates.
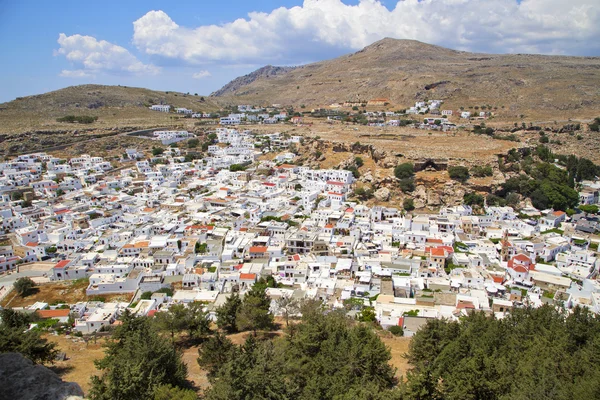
[[215, 292, 242, 333], [89, 311, 188, 400], [0, 309, 58, 364], [404, 305, 600, 400], [236, 282, 274, 334], [202, 309, 399, 400]]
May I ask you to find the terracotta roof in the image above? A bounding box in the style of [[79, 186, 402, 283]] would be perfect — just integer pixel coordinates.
[[134, 241, 149, 248], [430, 248, 447, 257], [240, 273, 257, 281], [36, 309, 70, 319], [249, 246, 268, 253], [512, 254, 531, 262], [324, 224, 334, 229], [263, 182, 276, 187], [25, 242, 38, 247], [327, 181, 344, 186], [277, 164, 295, 169], [53, 260, 71, 269], [553, 211, 566, 216]]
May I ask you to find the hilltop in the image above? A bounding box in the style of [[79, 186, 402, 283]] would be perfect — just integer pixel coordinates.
[[0, 84, 220, 134], [213, 38, 600, 119]]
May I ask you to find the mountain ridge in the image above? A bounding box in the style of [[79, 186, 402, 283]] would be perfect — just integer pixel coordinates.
[[211, 38, 600, 118]]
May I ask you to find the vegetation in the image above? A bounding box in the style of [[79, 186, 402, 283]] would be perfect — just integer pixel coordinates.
[[403, 198, 415, 211], [448, 166, 470, 182], [89, 311, 189, 400], [354, 186, 374, 201], [388, 325, 404, 336], [152, 147, 165, 156], [215, 293, 242, 334], [464, 192, 485, 207], [404, 306, 600, 400], [0, 309, 58, 364], [394, 163, 414, 180], [229, 164, 246, 172], [198, 306, 399, 400], [14, 277, 36, 297], [470, 165, 493, 177], [236, 280, 274, 334], [56, 115, 98, 124]]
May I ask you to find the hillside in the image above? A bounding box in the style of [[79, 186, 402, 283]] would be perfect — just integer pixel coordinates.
[[212, 38, 600, 119], [0, 84, 220, 134]]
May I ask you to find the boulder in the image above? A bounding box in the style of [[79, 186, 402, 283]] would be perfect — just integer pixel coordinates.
[[374, 187, 391, 202], [0, 353, 85, 400]]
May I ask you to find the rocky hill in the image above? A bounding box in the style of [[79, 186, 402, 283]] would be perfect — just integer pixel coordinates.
[[212, 38, 600, 119], [211, 65, 297, 97], [0, 84, 221, 134]]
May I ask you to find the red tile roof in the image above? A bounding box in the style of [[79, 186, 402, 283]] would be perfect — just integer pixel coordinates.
[[240, 273, 257, 281], [53, 260, 71, 269], [37, 309, 70, 319], [249, 246, 268, 253]]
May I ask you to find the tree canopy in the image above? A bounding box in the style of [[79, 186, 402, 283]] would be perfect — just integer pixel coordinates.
[[0, 309, 58, 364], [89, 311, 189, 400], [403, 306, 600, 400], [200, 309, 400, 400]]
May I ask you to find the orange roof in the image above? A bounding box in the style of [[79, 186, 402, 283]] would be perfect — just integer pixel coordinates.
[[36, 309, 70, 319], [25, 242, 38, 247], [427, 238, 443, 244], [512, 254, 530, 262], [430, 248, 447, 257], [328, 192, 343, 196], [134, 241, 149, 248], [240, 273, 257, 280], [122, 244, 134, 248], [277, 164, 295, 169], [249, 246, 268, 253], [142, 207, 155, 212], [553, 211, 566, 216], [324, 224, 334, 229], [53, 260, 71, 269]]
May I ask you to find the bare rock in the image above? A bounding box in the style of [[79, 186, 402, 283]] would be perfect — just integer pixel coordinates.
[[0, 352, 85, 400], [374, 187, 391, 201]]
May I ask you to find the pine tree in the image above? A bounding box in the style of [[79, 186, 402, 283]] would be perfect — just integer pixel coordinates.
[[215, 292, 242, 333]]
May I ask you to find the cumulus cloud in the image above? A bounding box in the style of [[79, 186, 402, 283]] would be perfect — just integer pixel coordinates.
[[132, 0, 600, 65], [56, 33, 160, 77], [192, 70, 211, 79], [59, 69, 94, 79]]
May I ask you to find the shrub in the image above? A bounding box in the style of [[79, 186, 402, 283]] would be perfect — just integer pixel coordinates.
[[399, 178, 415, 193], [56, 115, 98, 124], [403, 198, 415, 211], [394, 163, 414, 180], [388, 325, 404, 336], [448, 166, 469, 182]]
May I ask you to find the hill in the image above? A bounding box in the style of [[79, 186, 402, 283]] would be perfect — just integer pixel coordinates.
[[0, 84, 220, 135], [212, 38, 600, 119]]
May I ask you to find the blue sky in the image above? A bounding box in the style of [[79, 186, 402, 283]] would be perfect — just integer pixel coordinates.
[[0, 0, 598, 103]]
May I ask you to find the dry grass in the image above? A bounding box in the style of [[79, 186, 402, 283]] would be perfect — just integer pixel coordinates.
[[45, 334, 106, 394], [379, 335, 413, 380], [0, 280, 133, 308]]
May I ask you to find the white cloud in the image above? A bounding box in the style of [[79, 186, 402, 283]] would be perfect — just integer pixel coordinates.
[[192, 70, 211, 79], [59, 69, 94, 79], [56, 33, 160, 77], [132, 0, 600, 65]]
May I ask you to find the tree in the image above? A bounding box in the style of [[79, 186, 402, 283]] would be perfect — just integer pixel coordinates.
[[202, 310, 399, 400], [215, 293, 242, 334], [89, 311, 188, 400], [394, 163, 414, 180], [0, 309, 58, 364], [152, 147, 165, 156], [236, 283, 273, 334], [187, 139, 200, 148], [275, 296, 300, 327], [14, 277, 36, 297], [403, 198, 415, 211], [404, 306, 600, 400], [354, 157, 364, 167], [448, 166, 470, 182], [153, 384, 198, 400], [197, 332, 235, 378], [399, 178, 415, 193], [229, 164, 246, 172]]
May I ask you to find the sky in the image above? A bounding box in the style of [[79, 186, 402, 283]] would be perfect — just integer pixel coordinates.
[[0, 0, 599, 103]]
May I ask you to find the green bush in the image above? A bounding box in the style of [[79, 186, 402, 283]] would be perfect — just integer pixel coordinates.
[[56, 115, 98, 124], [448, 166, 469, 182], [388, 325, 403, 336], [403, 198, 415, 211], [394, 163, 414, 179]]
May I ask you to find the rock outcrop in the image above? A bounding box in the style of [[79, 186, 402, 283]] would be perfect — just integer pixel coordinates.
[[0, 353, 85, 400]]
